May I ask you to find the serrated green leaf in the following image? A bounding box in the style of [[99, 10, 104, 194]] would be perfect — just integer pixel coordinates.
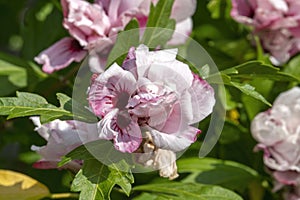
[[177, 157, 259, 194], [71, 159, 134, 200], [106, 19, 140, 68], [0, 92, 72, 123], [60, 140, 134, 200], [230, 82, 271, 106], [134, 182, 243, 200], [141, 0, 176, 47], [57, 93, 98, 123]]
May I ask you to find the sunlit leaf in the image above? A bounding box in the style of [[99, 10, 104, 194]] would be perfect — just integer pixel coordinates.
[[0, 170, 50, 200]]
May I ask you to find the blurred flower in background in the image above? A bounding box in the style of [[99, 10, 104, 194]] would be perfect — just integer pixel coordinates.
[[231, 0, 300, 65], [251, 87, 300, 199], [35, 0, 196, 74]]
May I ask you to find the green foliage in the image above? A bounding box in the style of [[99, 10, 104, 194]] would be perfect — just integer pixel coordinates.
[[106, 19, 140, 67], [60, 141, 134, 200], [141, 0, 176, 47], [0, 1, 300, 200], [177, 157, 260, 194], [222, 61, 300, 82], [71, 159, 134, 200], [0, 59, 27, 96], [134, 182, 243, 200], [0, 92, 96, 123]]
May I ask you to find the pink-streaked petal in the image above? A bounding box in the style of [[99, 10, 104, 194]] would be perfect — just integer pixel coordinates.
[[122, 46, 137, 78], [266, 135, 300, 171], [188, 74, 215, 124], [167, 18, 192, 45], [32, 160, 59, 169], [88, 63, 137, 117], [266, 0, 288, 12], [110, 110, 142, 153], [33, 160, 82, 172], [273, 171, 300, 185], [34, 37, 87, 74], [97, 109, 119, 140], [98, 109, 142, 153], [147, 125, 200, 152], [62, 0, 111, 47]]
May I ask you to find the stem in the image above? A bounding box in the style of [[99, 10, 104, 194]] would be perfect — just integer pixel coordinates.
[[49, 193, 79, 199]]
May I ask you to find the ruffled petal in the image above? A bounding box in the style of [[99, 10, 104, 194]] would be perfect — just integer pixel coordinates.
[[188, 74, 215, 124], [34, 37, 87, 73], [147, 61, 193, 94], [147, 125, 200, 152], [230, 0, 255, 25], [251, 111, 289, 146], [113, 111, 142, 153], [88, 63, 137, 117], [31, 118, 98, 169]]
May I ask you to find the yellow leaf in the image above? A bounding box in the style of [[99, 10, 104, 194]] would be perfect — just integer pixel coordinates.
[[0, 170, 50, 200]]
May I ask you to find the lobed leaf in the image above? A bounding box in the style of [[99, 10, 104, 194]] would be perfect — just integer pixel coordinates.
[[71, 159, 134, 200]]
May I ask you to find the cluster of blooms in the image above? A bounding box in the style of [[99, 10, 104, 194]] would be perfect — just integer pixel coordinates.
[[251, 87, 300, 199], [231, 0, 300, 65], [31, 45, 215, 179], [34, 0, 196, 73]]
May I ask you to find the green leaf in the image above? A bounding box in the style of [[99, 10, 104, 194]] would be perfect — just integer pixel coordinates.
[[222, 61, 300, 82], [141, 0, 176, 47], [230, 82, 271, 106], [71, 159, 134, 200], [0, 58, 27, 96], [0, 170, 50, 200], [285, 54, 300, 80], [106, 19, 140, 68], [134, 182, 243, 200], [0, 92, 73, 123], [0, 59, 27, 88], [56, 93, 97, 123], [60, 140, 134, 200], [207, 0, 232, 19], [177, 157, 260, 194], [59, 140, 132, 167]]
